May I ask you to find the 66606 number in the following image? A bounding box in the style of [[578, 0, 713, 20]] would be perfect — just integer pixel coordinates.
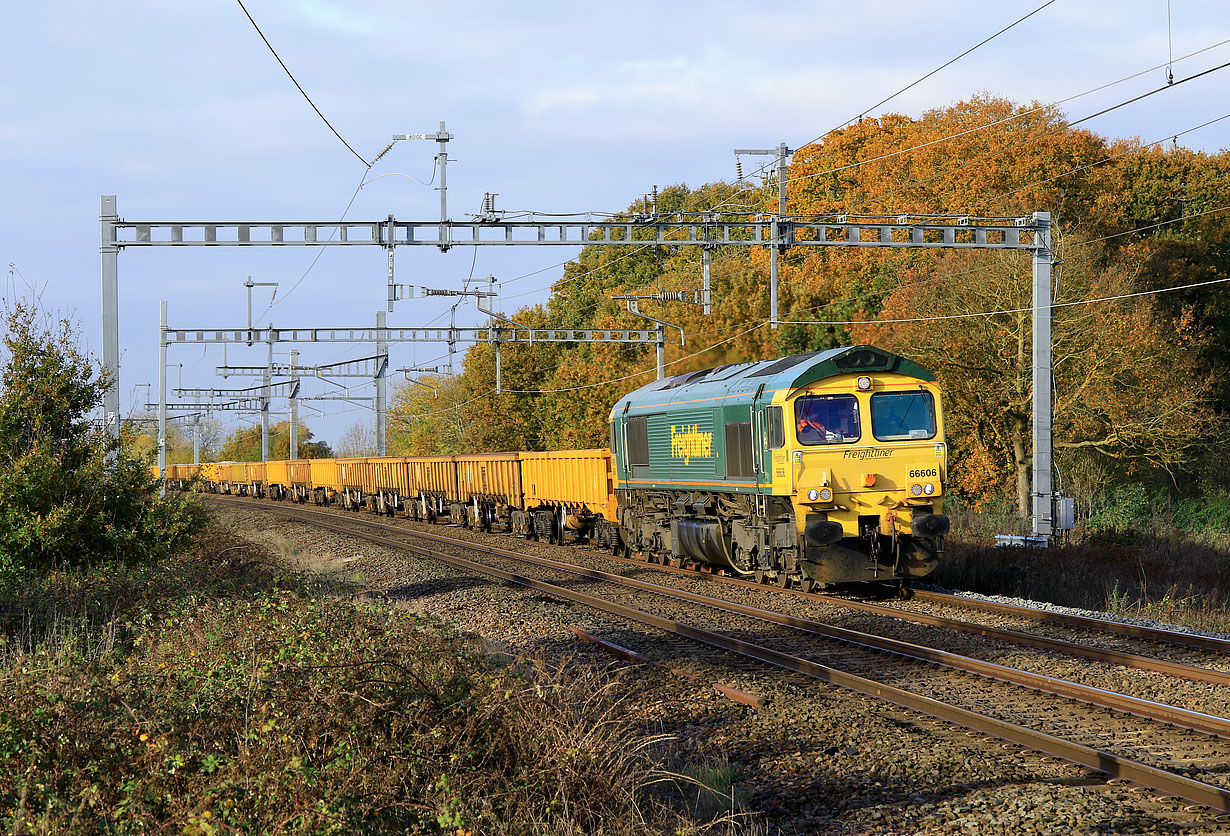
[[909, 468, 938, 479]]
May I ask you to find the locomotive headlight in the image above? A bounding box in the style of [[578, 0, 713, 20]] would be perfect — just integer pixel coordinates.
[[808, 489, 819, 501], [856, 376, 872, 391], [818, 487, 832, 502], [923, 483, 935, 495], [910, 483, 924, 497]]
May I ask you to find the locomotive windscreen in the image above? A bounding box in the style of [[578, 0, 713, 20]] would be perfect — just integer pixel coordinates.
[[794, 395, 860, 445], [870, 391, 937, 441]]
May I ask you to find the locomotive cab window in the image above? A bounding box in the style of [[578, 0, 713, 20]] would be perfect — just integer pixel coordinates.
[[794, 395, 859, 445], [765, 405, 785, 449], [871, 391, 937, 441]]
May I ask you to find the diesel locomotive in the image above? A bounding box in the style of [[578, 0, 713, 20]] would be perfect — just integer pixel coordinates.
[[609, 345, 949, 587]]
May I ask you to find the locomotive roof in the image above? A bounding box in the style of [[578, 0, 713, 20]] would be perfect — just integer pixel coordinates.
[[615, 345, 935, 411]]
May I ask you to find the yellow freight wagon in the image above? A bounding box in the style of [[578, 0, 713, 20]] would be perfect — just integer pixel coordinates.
[[335, 458, 368, 510], [355, 457, 414, 515], [521, 448, 616, 520], [247, 462, 267, 496], [286, 460, 312, 502], [455, 453, 522, 531], [520, 448, 618, 547], [309, 458, 339, 504], [266, 460, 289, 498], [200, 462, 219, 491], [405, 456, 457, 522]]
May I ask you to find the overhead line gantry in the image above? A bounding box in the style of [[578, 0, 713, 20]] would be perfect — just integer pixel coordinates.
[[103, 193, 1058, 538]]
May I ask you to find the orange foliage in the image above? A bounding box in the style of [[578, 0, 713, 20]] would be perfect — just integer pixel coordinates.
[[391, 96, 1230, 510]]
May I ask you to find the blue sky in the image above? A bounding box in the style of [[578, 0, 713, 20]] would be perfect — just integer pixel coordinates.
[[1, 1, 1227, 448]]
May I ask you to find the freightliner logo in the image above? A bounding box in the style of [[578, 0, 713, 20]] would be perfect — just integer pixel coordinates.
[[842, 449, 893, 460], [670, 424, 713, 465]]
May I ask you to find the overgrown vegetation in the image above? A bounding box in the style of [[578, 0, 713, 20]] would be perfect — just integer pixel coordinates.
[[0, 301, 203, 581], [0, 524, 730, 835], [939, 495, 1230, 633], [0, 300, 746, 833]]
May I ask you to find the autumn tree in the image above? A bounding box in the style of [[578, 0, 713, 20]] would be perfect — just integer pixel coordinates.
[[387, 95, 1230, 515], [218, 420, 332, 461], [124, 413, 224, 464], [388, 373, 476, 455], [850, 238, 1219, 515]]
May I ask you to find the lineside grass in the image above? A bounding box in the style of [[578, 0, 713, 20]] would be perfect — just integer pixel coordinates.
[[0, 521, 729, 835], [937, 499, 1230, 633]]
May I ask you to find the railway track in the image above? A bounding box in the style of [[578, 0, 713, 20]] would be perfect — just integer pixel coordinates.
[[593, 547, 1230, 687], [212, 495, 1230, 815]]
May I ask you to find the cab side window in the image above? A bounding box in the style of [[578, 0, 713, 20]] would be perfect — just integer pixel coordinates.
[[766, 405, 785, 449]]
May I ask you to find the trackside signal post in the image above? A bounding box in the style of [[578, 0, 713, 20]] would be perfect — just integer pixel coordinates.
[[106, 194, 1064, 539]]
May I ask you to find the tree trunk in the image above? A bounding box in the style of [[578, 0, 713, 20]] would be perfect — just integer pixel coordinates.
[[1010, 415, 1031, 520]]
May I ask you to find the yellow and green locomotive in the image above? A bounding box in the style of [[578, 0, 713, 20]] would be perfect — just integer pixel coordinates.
[[609, 345, 949, 588]]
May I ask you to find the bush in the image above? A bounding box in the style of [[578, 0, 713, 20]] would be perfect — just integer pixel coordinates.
[[1172, 494, 1230, 540], [0, 530, 693, 835], [0, 301, 203, 582]]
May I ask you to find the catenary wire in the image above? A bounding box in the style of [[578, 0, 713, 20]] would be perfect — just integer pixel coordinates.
[[964, 112, 1230, 211], [780, 274, 1230, 327], [851, 107, 1230, 216], [781, 49, 1230, 191], [255, 165, 370, 322], [235, 0, 369, 167], [578, 52, 1230, 317], [497, 38, 1230, 311], [254, 40, 1229, 422], [792, 0, 1060, 167], [717, 34, 1230, 212], [430, 204, 1230, 401]]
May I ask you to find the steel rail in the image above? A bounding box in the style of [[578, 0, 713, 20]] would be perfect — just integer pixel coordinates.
[[274, 504, 1230, 739], [215, 494, 1229, 684], [215, 497, 1230, 814], [216, 496, 1230, 708], [910, 589, 1230, 655], [590, 550, 1230, 680], [806, 593, 1230, 687]]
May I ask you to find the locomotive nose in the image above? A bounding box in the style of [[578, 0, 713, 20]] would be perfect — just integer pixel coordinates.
[[911, 513, 950, 538]]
